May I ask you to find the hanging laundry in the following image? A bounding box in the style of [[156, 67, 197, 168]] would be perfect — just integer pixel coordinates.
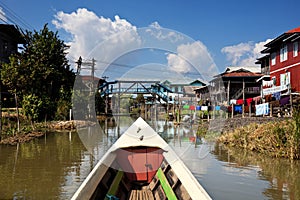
[[246, 98, 253, 106], [236, 99, 244, 105], [262, 80, 274, 87], [253, 96, 262, 104], [189, 105, 195, 110], [227, 106, 232, 113], [280, 96, 290, 106], [201, 106, 208, 111], [234, 105, 243, 113], [183, 105, 189, 109], [255, 103, 269, 116], [272, 92, 281, 101], [215, 106, 221, 111], [230, 99, 237, 105]]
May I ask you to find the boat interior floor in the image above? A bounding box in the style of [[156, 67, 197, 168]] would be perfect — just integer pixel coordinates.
[[129, 188, 154, 200]]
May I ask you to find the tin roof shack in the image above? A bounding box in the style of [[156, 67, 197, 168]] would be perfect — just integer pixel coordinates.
[[210, 67, 263, 105]]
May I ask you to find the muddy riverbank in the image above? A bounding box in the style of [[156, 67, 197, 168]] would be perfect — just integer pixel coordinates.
[[0, 120, 97, 145], [0, 116, 290, 145]]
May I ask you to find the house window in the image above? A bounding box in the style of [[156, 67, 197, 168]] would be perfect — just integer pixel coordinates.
[[178, 86, 182, 92], [280, 44, 288, 62], [272, 76, 277, 85], [293, 42, 298, 57], [271, 52, 276, 65]]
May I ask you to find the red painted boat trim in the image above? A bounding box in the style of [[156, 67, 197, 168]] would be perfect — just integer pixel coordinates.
[[116, 147, 164, 183]]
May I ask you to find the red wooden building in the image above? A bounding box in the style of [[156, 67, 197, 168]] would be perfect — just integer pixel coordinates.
[[259, 26, 300, 94]]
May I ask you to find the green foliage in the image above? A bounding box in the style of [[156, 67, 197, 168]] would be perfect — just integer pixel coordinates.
[[22, 94, 55, 122], [136, 94, 145, 104], [292, 106, 300, 141], [22, 95, 43, 122], [1, 24, 75, 121], [219, 118, 300, 160]]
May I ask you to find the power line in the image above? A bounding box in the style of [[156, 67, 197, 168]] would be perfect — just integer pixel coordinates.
[[73, 58, 212, 81], [0, 2, 34, 31]]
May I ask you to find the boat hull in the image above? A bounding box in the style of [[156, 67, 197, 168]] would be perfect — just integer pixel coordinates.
[[71, 117, 211, 200]]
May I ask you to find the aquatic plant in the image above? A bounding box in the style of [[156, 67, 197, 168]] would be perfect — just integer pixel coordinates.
[[218, 113, 300, 159]]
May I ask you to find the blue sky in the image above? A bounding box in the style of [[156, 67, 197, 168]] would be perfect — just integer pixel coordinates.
[[1, 0, 300, 81]]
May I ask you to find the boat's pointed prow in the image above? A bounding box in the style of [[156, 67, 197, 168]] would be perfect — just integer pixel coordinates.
[[71, 117, 212, 200], [110, 117, 167, 151]]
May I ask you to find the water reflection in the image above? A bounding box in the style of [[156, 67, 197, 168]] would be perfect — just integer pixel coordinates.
[[0, 117, 299, 200], [212, 144, 300, 200], [0, 131, 93, 199]]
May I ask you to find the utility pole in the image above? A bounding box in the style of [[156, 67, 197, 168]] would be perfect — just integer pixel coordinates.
[[75, 56, 82, 75], [76, 57, 97, 120]]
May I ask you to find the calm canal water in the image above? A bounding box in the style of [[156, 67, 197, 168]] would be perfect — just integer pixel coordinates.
[[0, 117, 299, 200]]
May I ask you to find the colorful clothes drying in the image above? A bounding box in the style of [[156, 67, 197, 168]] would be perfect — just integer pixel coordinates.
[[234, 105, 242, 113], [246, 98, 253, 106], [201, 106, 208, 111], [262, 80, 274, 87], [280, 96, 290, 106], [272, 92, 281, 101], [255, 103, 269, 116], [253, 96, 262, 104], [236, 99, 244, 105], [230, 99, 237, 105]]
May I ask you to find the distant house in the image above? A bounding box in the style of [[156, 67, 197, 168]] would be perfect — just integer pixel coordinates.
[[0, 24, 25, 107], [161, 79, 206, 95], [161, 79, 206, 104], [209, 66, 262, 104], [259, 26, 300, 94], [183, 80, 206, 97], [0, 24, 24, 63]]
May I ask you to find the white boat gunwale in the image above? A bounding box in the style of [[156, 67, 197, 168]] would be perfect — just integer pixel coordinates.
[[71, 117, 211, 200]]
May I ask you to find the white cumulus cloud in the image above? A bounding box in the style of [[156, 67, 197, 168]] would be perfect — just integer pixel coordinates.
[[52, 8, 141, 75], [167, 41, 218, 80], [52, 9, 217, 81], [147, 22, 184, 43], [221, 39, 272, 66]]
